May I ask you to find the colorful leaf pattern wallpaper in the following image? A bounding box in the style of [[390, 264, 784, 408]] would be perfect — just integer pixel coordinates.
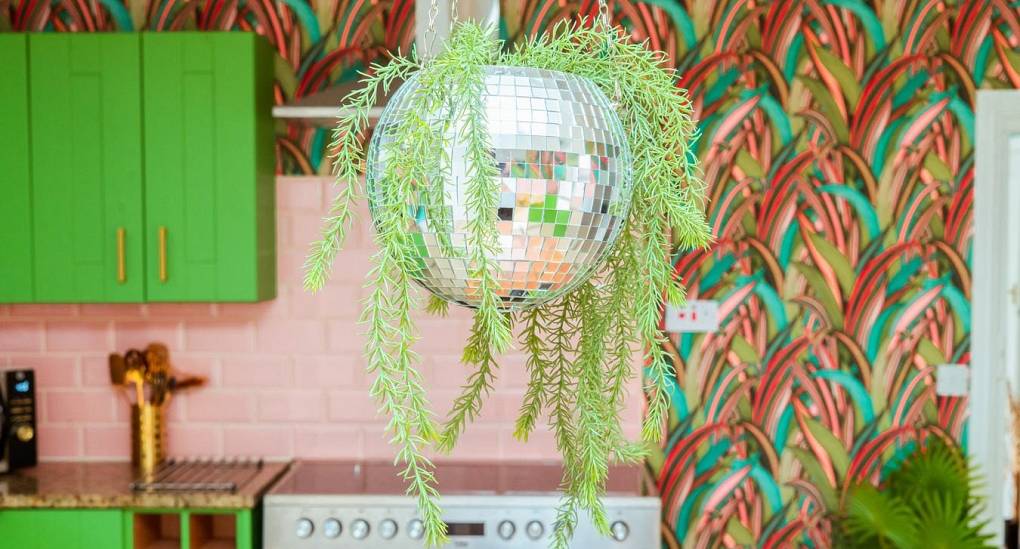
[[565, 1, 1017, 547], [6, 0, 1020, 546]]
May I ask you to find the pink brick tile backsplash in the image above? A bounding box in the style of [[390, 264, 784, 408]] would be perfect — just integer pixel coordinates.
[[83, 425, 131, 458], [45, 321, 114, 352], [0, 321, 45, 351], [0, 177, 642, 462], [36, 424, 82, 458], [184, 320, 256, 352], [167, 425, 223, 456]]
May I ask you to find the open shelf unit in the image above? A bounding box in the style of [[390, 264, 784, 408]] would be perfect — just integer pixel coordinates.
[[133, 513, 180, 549], [127, 509, 254, 549], [189, 513, 239, 549]]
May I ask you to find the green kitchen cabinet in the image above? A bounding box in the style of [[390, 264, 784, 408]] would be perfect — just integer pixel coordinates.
[[0, 32, 274, 304], [0, 509, 124, 549], [0, 35, 34, 302], [142, 33, 276, 302], [28, 34, 146, 303], [0, 508, 256, 549]]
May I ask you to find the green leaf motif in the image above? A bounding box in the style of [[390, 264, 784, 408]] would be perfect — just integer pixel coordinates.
[[788, 447, 839, 510], [726, 518, 756, 545], [923, 153, 953, 182], [813, 46, 861, 111], [796, 76, 850, 143], [791, 261, 845, 329], [806, 231, 856, 299], [802, 415, 850, 480], [731, 334, 760, 365], [735, 148, 765, 179]]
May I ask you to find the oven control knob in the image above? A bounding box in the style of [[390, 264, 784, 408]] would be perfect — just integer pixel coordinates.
[[497, 520, 516, 540], [407, 519, 425, 540], [323, 518, 342, 538], [610, 521, 629, 542], [295, 518, 314, 539], [351, 519, 370, 540], [525, 520, 545, 540], [379, 519, 398, 539]]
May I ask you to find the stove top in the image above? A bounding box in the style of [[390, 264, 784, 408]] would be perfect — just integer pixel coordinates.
[[269, 461, 644, 497], [264, 461, 658, 548]]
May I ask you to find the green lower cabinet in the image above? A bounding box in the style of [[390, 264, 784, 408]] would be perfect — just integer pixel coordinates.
[[0, 509, 124, 549], [0, 509, 255, 549]]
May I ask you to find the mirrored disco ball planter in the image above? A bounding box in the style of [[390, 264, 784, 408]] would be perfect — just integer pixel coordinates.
[[304, 19, 711, 549], [366, 66, 633, 310]]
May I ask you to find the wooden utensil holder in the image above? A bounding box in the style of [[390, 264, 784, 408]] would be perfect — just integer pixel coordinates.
[[131, 403, 165, 474]]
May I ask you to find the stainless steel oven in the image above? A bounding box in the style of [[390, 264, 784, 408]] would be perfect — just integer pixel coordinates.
[[263, 461, 659, 548]]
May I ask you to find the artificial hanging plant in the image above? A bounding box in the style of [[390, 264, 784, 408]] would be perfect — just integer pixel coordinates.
[[304, 11, 711, 548]]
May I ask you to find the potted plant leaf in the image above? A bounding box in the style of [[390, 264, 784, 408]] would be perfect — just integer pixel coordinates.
[[837, 439, 995, 549], [304, 1, 711, 545]]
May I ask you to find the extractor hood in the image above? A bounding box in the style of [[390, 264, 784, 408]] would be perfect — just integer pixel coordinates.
[[272, 0, 498, 129], [271, 80, 400, 128]]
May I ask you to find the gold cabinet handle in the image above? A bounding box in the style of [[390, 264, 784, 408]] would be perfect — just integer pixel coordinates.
[[116, 227, 126, 284], [158, 226, 168, 283]]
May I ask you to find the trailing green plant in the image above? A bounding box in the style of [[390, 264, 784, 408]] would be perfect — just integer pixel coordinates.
[[837, 439, 994, 549], [304, 19, 710, 547]]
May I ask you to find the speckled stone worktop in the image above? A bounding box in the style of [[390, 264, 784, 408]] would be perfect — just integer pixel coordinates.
[[0, 461, 290, 510]]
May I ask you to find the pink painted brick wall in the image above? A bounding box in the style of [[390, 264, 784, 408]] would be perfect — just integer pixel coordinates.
[[0, 177, 642, 462]]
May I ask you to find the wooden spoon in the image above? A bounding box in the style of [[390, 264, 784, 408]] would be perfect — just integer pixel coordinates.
[[108, 353, 126, 386]]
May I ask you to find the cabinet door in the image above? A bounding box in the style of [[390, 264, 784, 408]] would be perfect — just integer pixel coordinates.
[[29, 34, 145, 303], [142, 32, 276, 302], [0, 35, 33, 302], [0, 509, 124, 548]]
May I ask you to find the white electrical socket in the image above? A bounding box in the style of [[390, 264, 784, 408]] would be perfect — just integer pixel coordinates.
[[935, 364, 969, 396], [664, 300, 720, 333]]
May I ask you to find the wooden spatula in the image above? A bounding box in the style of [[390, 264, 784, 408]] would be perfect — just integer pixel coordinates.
[[108, 353, 126, 386]]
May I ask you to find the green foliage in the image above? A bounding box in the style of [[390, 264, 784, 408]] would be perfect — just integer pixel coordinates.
[[837, 440, 994, 549], [841, 485, 918, 547], [305, 19, 710, 547]]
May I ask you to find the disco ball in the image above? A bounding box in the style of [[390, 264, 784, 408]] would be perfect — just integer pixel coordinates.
[[366, 66, 633, 310]]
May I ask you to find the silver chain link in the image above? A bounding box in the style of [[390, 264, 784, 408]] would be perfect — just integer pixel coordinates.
[[595, 0, 622, 103], [597, 0, 610, 29], [424, 0, 440, 61]]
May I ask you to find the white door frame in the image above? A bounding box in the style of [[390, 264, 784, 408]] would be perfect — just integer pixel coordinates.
[[973, 90, 1020, 545]]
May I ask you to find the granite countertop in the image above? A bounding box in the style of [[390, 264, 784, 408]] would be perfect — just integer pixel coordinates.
[[0, 461, 290, 510]]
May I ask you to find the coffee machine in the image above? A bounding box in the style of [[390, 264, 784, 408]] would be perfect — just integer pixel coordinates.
[[0, 369, 37, 473]]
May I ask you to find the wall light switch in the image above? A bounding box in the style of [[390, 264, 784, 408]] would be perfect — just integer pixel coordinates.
[[665, 300, 720, 333], [935, 364, 969, 397]]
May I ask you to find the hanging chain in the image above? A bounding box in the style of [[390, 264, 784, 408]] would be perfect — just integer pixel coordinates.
[[424, 0, 459, 61], [597, 0, 610, 30], [595, 0, 622, 104], [424, 0, 440, 62]]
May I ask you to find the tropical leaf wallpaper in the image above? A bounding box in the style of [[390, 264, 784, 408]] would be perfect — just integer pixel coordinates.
[[541, 1, 1016, 547], [6, 0, 1020, 546], [512, 1, 1020, 546]]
